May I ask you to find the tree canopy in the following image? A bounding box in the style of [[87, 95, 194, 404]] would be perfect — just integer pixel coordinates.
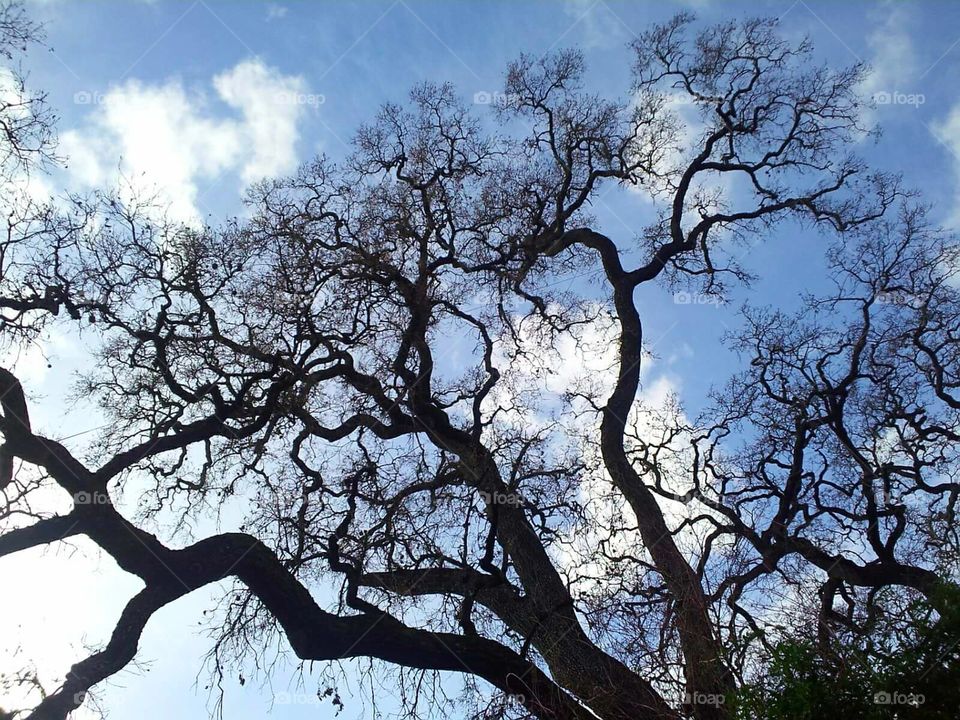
[[1, 4, 958, 719]]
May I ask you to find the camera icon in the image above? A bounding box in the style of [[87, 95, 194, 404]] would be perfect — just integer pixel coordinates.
[[473, 91, 492, 105], [873, 91, 892, 105]]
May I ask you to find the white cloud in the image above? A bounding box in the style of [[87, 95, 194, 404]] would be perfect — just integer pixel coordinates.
[[630, 92, 733, 216], [0, 539, 143, 716], [0, 68, 56, 206], [859, 2, 920, 127], [932, 105, 960, 228], [213, 60, 307, 184], [62, 80, 240, 222], [653, 94, 706, 182], [863, 3, 918, 93], [483, 304, 624, 430], [484, 304, 730, 598], [561, 0, 627, 50], [61, 59, 310, 224], [265, 3, 288, 21]]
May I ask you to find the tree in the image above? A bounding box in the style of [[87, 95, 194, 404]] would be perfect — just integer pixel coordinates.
[[733, 585, 960, 718], [1, 5, 957, 720]]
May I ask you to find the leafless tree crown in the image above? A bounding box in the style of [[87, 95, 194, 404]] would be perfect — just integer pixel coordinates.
[[2, 8, 956, 720]]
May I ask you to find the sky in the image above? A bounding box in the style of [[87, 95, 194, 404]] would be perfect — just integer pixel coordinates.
[[2, 0, 960, 718]]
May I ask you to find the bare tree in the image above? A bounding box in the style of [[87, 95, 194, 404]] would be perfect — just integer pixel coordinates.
[[4, 7, 954, 720]]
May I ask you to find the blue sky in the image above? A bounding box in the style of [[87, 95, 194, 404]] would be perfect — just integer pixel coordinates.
[[19, 0, 960, 404], [3, 0, 960, 718]]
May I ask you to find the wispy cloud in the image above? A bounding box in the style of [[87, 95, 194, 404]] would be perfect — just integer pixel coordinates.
[[265, 3, 288, 22], [61, 59, 313, 223], [859, 2, 922, 124]]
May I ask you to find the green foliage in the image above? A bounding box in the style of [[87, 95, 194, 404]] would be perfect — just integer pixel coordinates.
[[732, 584, 960, 719]]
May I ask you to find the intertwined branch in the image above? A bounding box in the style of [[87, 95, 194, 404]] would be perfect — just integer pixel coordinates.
[[2, 8, 955, 720]]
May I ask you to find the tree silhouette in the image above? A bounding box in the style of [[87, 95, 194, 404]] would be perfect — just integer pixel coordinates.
[[2, 4, 958, 720]]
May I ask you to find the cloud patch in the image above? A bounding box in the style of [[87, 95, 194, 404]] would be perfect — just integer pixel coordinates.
[[931, 105, 960, 228], [859, 2, 923, 127], [61, 59, 310, 223]]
